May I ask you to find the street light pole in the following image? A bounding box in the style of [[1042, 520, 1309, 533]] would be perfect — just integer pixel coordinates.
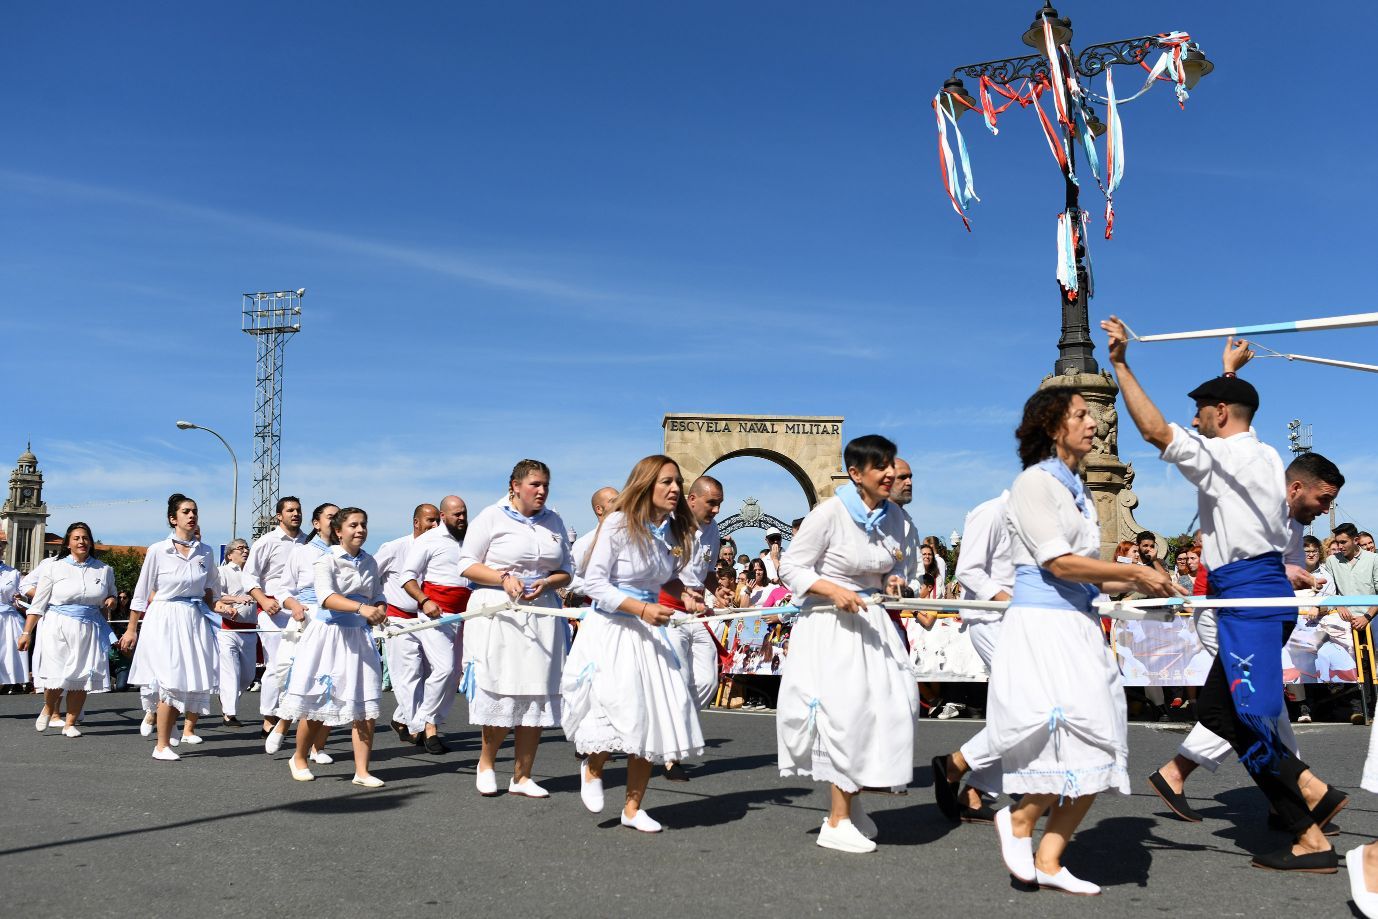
[[176, 421, 239, 542], [941, 2, 1213, 375], [938, 3, 1212, 558]]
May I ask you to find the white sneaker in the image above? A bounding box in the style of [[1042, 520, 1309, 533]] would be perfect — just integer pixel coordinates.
[[1036, 867, 1101, 896], [152, 747, 181, 762], [180, 733, 204, 746], [140, 717, 154, 738], [352, 774, 385, 788], [850, 798, 879, 839], [169, 735, 180, 747], [310, 749, 333, 765], [580, 761, 605, 813], [62, 726, 82, 738], [620, 809, 663, 833], [49, 716, 64, 728], [265, 729, 285, 754], [816, 818, 877, 853], [475, 769, 500, 796], [995, 806, 1035, 882], [1348, 846, 1378, 919], [936, 702, 964, 720], [508, 777, 549, 798], [35, 711, 49, 732], [289, 761, 315, 782]]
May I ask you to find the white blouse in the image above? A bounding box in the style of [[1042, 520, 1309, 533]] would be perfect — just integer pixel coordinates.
[[313, 547, 386, 608], [401, 528, 470, 588], [243, 527, 309, 598], [680, 521, 722, 589], [218, 561, 257, 622], [0, 563, 20, 611], [374, 533, 419, 612], [780, 496, 908, 599], [129, 537, 222, 612], [286, 539, 332, 605], [457, 500, 571, 582], [582, 512, 684, 610], [30, 556, 117, 614], [1005, 465, 1101, 567]]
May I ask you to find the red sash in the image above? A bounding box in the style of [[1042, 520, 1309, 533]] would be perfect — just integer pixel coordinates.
[[224, 595, 267, 631], [658, 589, 687, 612], [422, 582, 471, 615], [661, 589, 736, 671], [386, 603, 418, 620]]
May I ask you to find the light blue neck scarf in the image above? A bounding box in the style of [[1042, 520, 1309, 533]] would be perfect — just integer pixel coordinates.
[[1035, 456, 1091, 518], [836, 482, 887, 534]]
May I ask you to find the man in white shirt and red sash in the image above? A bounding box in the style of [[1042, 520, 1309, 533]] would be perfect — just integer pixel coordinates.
[[1105, 317, 1346, 874], [401, 495, 471, 754], [375, 503, 439, 744], [216, 539, 259, 728], [243, 497, 308, 737]]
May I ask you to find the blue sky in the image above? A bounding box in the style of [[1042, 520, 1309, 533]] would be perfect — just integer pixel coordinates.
[[3, 1, 1375, 554]]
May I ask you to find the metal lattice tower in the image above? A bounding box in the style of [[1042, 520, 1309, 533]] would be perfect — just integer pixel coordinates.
[[242, 290, 303, 538]]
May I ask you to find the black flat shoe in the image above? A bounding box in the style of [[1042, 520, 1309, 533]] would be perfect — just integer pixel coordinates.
[[1312, 786, 1349, 829], [424, 735, 450, 755], [1250, 846, 1338, 874], [931, 755, 961, 824], [960, 803, 997, 825], [1147, 771, 1202, 822], [390, 720, 411, 742], [663, 763, 691, 782], [222, 717, 243, 729]]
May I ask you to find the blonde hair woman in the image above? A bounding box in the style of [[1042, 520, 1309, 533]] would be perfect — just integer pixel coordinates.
[[560, 454, 702, 832]]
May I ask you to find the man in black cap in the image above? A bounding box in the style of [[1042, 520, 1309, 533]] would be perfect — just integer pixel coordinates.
[[1101, 315, 1343, 874]]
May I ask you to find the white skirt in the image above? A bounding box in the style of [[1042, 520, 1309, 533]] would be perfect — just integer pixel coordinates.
[[1363, 716, 1378, 794], [129, 599, 218, 714], [464, 586, 566, 726], [979, 604, 1129, 798], [276, 620, 382, 726], [469, 685, 559, 728], [560, 609, 703, 763], [0, 609, 29, 684], [777, 602, 918, 792], [33, 614, 111, 693]]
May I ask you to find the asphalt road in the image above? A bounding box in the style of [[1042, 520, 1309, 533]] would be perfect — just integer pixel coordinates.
[[2, 692, 1372, 918]]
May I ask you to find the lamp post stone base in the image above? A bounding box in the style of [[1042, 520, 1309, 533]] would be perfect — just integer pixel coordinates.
[[1040, 369, 1153, 560]]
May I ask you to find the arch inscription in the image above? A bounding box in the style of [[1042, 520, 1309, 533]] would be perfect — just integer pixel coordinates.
[[662, 413, 847, 508]]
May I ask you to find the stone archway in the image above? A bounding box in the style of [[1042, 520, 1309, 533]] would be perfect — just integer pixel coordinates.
[[662, 414, 847, 508]]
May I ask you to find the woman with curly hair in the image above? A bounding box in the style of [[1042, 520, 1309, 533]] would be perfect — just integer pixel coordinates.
[[983, 387, 1177, 894]]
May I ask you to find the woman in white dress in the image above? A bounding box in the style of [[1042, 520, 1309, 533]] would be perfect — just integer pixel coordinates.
[[561, 454, 703, 833], [265, 503, 338, 757], [0, 559, 27, 689], [459, 459, 572, 798], [127, 495, 231, 760], [20, 522, 119, 737], [776, 434, 918, 854], [278, 507, 388, 787], [984, 387, 1176, 895]]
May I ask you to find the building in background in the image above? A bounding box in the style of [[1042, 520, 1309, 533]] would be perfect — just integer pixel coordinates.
[[1, 443, 50, 573]]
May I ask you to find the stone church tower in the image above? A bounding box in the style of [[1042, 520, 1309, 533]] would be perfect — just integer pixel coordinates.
[[1, 443, 50, 573]]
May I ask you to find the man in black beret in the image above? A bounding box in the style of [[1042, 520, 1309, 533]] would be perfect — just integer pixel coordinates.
[[1101, 315, 1344, 874]]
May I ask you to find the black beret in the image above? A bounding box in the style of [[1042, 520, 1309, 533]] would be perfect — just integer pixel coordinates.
[[1187, 375, 1259, 410]]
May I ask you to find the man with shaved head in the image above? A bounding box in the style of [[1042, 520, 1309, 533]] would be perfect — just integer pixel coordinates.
[[400, 496, 471, 754], [568, 486, 619, 602], [375, 503, 440, 743], [659, 475, 726, 781]]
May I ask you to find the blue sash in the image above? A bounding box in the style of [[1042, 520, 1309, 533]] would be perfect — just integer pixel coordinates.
[[1011, 564, 1099, 614], [1210, 551, 1293, 776], [315, 593, 372, 630], [296, 587, 319, 606], [51, 603, 118, 647]]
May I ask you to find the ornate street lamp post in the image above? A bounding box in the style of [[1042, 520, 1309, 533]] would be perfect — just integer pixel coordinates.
[[938, 3, 1213, 554]]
